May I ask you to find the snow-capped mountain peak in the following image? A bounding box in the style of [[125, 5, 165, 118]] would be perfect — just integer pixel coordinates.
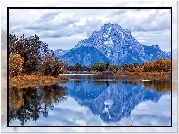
[[57, 23, 171, 65]]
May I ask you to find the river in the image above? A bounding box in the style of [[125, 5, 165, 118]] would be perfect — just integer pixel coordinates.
[[9, 74, 171, 126]]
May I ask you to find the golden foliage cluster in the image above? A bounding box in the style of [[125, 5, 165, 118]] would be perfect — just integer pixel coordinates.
[[9, 53, 24, 78], [142, 58, 171, 72]]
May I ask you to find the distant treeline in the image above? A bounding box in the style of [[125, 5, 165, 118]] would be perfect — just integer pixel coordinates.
[[9, 33, 171, 78], [67, 58, 171, 73]]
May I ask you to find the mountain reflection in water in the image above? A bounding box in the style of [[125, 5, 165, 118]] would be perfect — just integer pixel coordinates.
[[9, 75, 171, 126], [68, 80, 171, 124]]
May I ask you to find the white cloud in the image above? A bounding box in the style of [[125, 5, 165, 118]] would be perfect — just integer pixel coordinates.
[[135, 36, 149, 43], [131, 30, 171, 51], [75, 18, 87, 26], [7, 7, 173, 51]]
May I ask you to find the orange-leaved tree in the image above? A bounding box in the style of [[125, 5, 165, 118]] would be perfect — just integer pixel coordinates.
[[9, 52, 24, 78]]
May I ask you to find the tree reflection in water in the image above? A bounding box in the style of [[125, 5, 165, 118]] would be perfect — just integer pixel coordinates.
[[9, 84, 67, 126], [142, 80, 171, 92], [121, 80, 171, 93]]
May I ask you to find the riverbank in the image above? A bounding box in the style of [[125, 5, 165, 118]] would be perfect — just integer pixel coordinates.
[[10, 75, 69, 88]]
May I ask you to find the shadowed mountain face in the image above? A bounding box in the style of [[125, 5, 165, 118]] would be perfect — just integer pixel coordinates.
[[60, 46, 110, 66], [58, 23, 171, 65], [66, 79, 170, 123]]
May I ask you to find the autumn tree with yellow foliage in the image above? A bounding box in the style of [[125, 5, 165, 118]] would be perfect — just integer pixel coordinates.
[[141, 58, 171, 72], [9, 53, 24, 78]]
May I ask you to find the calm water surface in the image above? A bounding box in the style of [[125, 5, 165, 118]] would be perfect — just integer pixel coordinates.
[[9, 74, 171, 126]]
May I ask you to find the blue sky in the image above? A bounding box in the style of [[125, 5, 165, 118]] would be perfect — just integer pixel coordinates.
[[1, 1, 177, 52]]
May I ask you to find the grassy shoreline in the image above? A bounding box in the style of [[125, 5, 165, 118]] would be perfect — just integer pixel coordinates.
[[10, 71, 171, 88], [113, 75, 171, 81], [10, 75, 69, 88], [116, 71, 171, 80]]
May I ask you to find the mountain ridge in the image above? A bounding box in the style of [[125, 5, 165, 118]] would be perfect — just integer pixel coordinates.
[[56, 23, 171, 65]]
